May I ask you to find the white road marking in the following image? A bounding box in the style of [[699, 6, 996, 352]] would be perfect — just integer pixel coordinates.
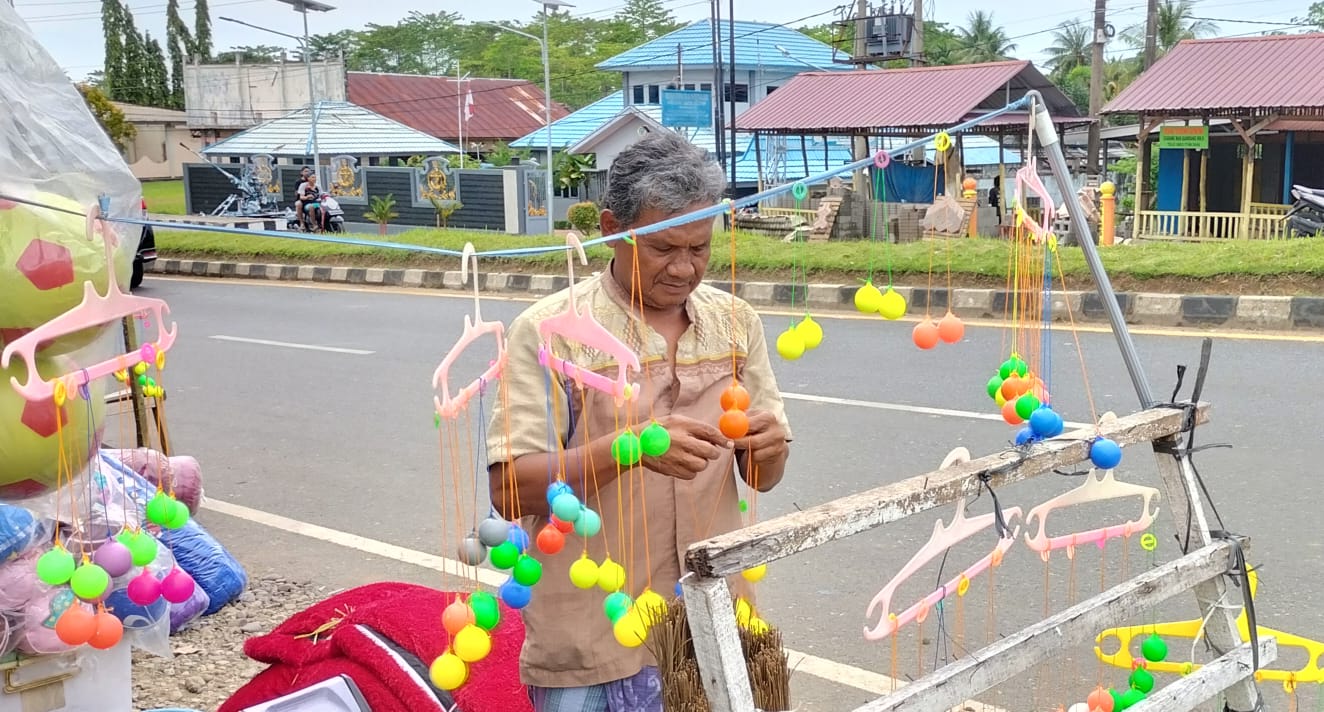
[[209, 335, 375, 355], [202, 496, 982, 703], [782, 391, 1093, 430]]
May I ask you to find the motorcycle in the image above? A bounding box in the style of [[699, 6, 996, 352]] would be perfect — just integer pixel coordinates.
[[1285, 184, 1324, 237], [319, 193, 345, 233]]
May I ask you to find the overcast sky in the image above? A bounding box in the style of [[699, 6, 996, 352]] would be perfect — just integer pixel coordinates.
[[13, 0, 1311, 82]]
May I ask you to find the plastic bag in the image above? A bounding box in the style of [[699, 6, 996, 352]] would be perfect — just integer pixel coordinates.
[[0, 502, 51, 562], [921, 194, 968, 235], [0, 5, 141, 335], [169, 582, 210, 634], [109, 448, 205, 515]]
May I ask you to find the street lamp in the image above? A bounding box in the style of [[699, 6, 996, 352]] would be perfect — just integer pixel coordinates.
[[482, 0, 570, 236], [224, 0, 334, 178]]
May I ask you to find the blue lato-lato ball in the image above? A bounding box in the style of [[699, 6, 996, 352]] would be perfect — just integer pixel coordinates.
[[105, 579, 170, 629]]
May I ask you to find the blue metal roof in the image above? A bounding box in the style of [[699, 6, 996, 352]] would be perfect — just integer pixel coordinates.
[[202, 101, 458, 157], [510, 91, 625, 151], [596, 19, 851, 73]]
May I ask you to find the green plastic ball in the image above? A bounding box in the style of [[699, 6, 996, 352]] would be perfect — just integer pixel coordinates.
[[137, 374, 148, 387], [603, 591, 632, 623], [164, 499, 190, 530], [1141, 633, 1168, 663], [70, 562, 110, 600], [611, 431, 642, 467], [127, 531, 159, 566], [512, 555, 543, 586], [999, 359, 1015, 380], [638, 423, 671, 457], [1117, 687, 1146, 709], [1011, 357, 1028, 377], [36, 548, 76, 586], [1129, 666, 1155, 694], [469, 591, 500, 631], [490, 541, 519, 570], [1015, 393, 1041, 420], [738, 499, 748, 513], [145, 492, 173, 526], [986, 375, 1004, 400]]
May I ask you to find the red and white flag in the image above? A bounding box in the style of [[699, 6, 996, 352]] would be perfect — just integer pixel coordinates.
[[464, 89, 475, 121]]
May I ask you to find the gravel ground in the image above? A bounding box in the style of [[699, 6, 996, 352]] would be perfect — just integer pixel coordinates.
[[132, 574, 332, 711]]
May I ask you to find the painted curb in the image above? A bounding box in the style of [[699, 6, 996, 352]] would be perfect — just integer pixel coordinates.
[[147, 258, 1305, 332]]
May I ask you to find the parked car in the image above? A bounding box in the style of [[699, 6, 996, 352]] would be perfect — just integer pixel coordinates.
[[132, 197, 156, 290]]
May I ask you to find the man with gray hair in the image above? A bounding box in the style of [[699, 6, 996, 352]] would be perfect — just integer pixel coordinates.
[[487, 131, 792, 711]]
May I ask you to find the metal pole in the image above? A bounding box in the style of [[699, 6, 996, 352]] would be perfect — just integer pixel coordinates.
[[542, 9, 555, 234], [727, 0, 737, 197], [1027, 92, 1155, 407], [303, 9, 319, 180]]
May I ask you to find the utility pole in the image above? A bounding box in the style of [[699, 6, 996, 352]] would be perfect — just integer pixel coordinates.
[[913, 0, 924, 65], [851, 0, 868, 192], [711, 0, 726, 172], [728, 0, 737, 197], [1142, 0, 1158, 69], [1087, 0, 1106, 174]]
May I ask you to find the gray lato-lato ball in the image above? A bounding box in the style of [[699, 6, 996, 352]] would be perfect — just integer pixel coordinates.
[[458, 533, 488, 566], [477, 516, 510, 547]]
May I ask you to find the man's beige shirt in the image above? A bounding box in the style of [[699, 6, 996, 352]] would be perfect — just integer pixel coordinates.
[[486, 266, 790, 689]]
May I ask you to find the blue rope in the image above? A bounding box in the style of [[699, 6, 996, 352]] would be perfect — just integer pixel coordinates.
[[0, 98, 1031, 261]]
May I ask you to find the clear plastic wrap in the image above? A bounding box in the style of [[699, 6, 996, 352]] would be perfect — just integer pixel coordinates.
[[0, 4, 138, 499]]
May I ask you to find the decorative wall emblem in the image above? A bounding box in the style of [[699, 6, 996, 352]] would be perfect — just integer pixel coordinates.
[[251, 154, 280, 195], [329, 155, 365, 199], [417, 156, 460, 208]]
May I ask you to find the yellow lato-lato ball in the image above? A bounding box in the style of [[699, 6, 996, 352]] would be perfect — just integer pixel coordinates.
[[453, 625, 491, 663], [741, 564, 767, 583], [428, 652, 468, 690], [613, 609, 648, 648], [1, 355, 105, 501], [878, 288, 907, 320], [0, 193, 132, 344]]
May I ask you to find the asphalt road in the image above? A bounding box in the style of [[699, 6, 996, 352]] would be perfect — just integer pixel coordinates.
[[131, 275, 1324, 709]]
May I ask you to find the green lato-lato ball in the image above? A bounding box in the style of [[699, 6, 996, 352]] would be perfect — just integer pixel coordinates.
[[638, 422, 671, 457], [512, 555, 543, 586], [1015, 393, 1040, 420], [489, 541, 519, 570], [603, 591, 632, 623], [469, 591, 500, 631], [35, 548, 76, 586], [145, 492, 173, 526], [0, 356, 105, 501], [986, 375, 1003, 400], [1141, 633, 1168, 663], [0, 192, 132, 342], [164, 499, 190, 530], [1129, 666, 1155, 694], [69, 562, 110, 601], [611, 431, 642, 467]]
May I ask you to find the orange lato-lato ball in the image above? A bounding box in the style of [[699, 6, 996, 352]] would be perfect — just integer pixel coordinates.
[[719, 409, 749, 439], [937, 312, 965, 343], [1001, 399, 1024, 425], [912, 320, 939, 350], [720, 384, 751, 412], [442, 599, 475, 636], [999, 374, 1031, 402]]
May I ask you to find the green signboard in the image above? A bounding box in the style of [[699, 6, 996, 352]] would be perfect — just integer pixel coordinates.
[[1158, 125, 1209, 150]]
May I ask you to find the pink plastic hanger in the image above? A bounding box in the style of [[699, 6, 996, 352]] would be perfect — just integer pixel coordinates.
[[1023, 467, 1161, 559], [1, 203, 178, 403], [863, 447, 1023, 642], [432, 243, 507, 420], [536, 232, 641, 406], [1013, 159, 1056, 241]]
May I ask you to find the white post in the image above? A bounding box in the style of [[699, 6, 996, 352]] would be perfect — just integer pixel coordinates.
[[302, 9, 318, 179], [542, 7, 555, 234]]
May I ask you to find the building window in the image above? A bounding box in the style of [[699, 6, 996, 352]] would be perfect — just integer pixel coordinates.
[[766, 85, 780, 96], [683, 83, 696, 90], [632, 85, 645, 104], [723, 83, 749, 103], [700, 82, 712, 92], [648, 85, 661, 104]]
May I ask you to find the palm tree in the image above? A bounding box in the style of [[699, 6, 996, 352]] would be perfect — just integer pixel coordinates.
[[956, 11, 1017, 63], [1122, 0, 1218, 57], [1104, 57, 1139, 100], [1045, 20, 1091, 79]]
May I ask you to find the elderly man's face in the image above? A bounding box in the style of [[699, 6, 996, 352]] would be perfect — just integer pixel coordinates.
[[605, 203, 711, 310]]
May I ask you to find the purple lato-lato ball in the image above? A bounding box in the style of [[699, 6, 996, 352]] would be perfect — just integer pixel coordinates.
[[93, 540, 134, 578]]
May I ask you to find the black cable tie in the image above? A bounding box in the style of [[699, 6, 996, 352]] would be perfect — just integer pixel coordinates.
[[1211, 530, 1264, 707]]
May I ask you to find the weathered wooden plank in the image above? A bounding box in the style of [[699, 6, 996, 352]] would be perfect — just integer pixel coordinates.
[[1127, 637, 1276, 712], [1146, 430, 1264, 711], [852, 540, 1238, 712], [686, 405, 1207, 578], [681, 575, 756, 712]]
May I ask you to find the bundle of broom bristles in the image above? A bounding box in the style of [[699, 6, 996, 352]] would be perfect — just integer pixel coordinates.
[[642, 594, 791, 712]]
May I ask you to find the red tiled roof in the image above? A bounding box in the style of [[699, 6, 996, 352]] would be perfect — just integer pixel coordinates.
[[734, 60, 1084, 135], [1102, 34, 1324, 117], [346, 72, 571, 143]]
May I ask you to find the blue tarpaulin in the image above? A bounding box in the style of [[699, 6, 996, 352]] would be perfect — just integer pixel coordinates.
[[873, 163, 946, 203]]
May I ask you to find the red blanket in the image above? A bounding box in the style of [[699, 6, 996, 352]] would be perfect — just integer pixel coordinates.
[[219, 582, 532, 712]]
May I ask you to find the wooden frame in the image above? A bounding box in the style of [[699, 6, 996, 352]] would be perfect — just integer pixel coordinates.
[[680, 403, 1261, 712]]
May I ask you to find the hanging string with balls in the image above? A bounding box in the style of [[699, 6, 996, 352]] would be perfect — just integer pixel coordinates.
[[854, 160, 907, 321], [776, 188, 823, 361]]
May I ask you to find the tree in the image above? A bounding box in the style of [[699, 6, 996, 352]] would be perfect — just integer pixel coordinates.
[[144, 33, 171, 107], [166, 0, 192, 108], [213, 45, 285, 63], [308, 30, 360, 61], [119, 12, 150, 104], [920, 21, 963, 66], [1122, 0, 1217, 57], [1292, 1, 1324, 29], [193, 0, 212, 60], [1046, 20, 1090, 78], [101, 0, 126, 104], [612, 0, 681, 41], [1057, 64, 1091, 112], [956, 11, 1017, 63], [77, 83, 137, 150]]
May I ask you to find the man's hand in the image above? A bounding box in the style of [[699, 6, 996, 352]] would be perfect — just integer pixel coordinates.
[[641, 414, 732, 480], [736, 410, 789, 465]]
